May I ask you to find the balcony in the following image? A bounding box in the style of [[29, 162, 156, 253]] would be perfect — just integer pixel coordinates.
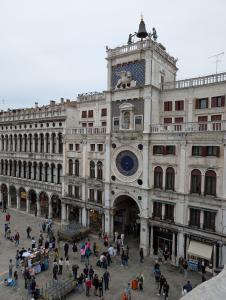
[[66, 127, 106, 135], [164, 72, 226, 90], [150, 121, 225, 134]]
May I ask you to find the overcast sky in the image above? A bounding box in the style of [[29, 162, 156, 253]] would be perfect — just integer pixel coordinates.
[[0, 0, 225, 109]]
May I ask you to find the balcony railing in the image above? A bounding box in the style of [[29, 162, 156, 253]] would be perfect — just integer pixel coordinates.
[[66, 127, 106, 135], [164, 72, 226, 90], [150, 121, 225, 133]]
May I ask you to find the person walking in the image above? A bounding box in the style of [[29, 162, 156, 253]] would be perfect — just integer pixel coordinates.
[[9, 259, 13, 278], [14, 232, 20, 246], [58, 257, 63, 275], [64, 241, 69, 258], [183, 259, 188, 278], [78, 273, 84, 293], [98, 277, 104, 299], [13, 270, 18, 289], [157, 275, 166, 296], [85, 277, 92, 297], [137, 272, 144, 291], [124, 283, 132, 300], [163, 281, 170, 300], [89, 265, 94, 281], [72, 242, 78, 257], [26, 225, 32, 239], [65, 256, 70, 271], [163, 247, 169, 263], [92, 274, 99, 296], [139, 248, 144, 263], [31, 237, 36, 249], [83, 265, 89, 278], [6, 212, 11, 224], [103, 270, 110, 291], [15, 250, 20, 268], [53, 263, 58, 280], [72, 264, 79, 280]]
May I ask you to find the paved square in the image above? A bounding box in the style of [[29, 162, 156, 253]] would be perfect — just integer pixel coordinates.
[[0, 209, 211, 300]]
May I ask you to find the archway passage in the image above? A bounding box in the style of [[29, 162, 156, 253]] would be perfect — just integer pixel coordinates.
[[39, 192, 49, 217], [51, 195, 61, 219], [89, 210, 102, 232], [68, 206, 80, 223], [113, 195, 140, 239], [28, 190, 37, 214], [9, 185, 17, 208], [1, 184, 8, 210], [19, 187, 26, 211]]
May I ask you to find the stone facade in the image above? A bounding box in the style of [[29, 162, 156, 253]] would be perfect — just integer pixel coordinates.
[[1, 31, 226, 271]]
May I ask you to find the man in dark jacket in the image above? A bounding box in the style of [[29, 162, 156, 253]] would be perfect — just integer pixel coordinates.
[[103, 270, 110, 290], [64, 242, 69, 257]]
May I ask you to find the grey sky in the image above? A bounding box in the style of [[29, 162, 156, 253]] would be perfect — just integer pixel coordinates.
[[0, 0, 225, 109]]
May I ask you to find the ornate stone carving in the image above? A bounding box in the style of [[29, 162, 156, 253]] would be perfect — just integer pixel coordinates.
[[115, 71, 136, 89]]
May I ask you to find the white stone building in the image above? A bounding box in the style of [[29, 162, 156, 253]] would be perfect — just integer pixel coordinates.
[[1, 19, 226, 271]]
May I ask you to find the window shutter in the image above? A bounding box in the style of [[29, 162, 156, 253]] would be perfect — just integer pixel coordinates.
[[201, 146, 207, 157], [195, 98, 199, 109], [169, 101, 172, 111], [216, 146, 220, 157], [163, 146, 167, 155], [181, 100, 184, 110], [211, 97, 216, 108], [221, 96, 225, 107]]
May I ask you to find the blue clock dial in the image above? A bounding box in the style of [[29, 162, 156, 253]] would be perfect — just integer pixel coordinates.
[[116, 150, 138, 176]]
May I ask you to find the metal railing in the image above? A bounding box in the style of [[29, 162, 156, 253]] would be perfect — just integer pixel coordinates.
[[164, 72, 226, 90]]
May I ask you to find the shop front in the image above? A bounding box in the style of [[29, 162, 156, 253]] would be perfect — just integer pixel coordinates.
[[89, 209, 102, 232], [186, 235, 215, 272], [152, 226, 177, 261]]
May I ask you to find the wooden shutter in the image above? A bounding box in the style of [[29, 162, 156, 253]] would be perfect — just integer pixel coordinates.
[[164, 117, 172, 124], [216, 146, 220, 157], [201, 146, 207, 157], [211, 97, 217, 108], [221, 95, 225, 107], [195, 98, 199, 109], [198, 116, 208, 122], [169, 101, 172, 111]]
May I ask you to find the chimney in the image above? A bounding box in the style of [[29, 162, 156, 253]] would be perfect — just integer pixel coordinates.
[[66, 99, 70, 103], [35, 102, 38, 108], [50, 100, 55, 106], [60, 97, 64, 103]]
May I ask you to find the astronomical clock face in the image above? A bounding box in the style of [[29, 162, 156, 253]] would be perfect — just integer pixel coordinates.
[[116, 150, 138, 176]]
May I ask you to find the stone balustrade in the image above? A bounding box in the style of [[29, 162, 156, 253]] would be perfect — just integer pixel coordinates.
[[164, 72, 226, 90], [150, 121, 225, 133], [66, 126, 106, 135]]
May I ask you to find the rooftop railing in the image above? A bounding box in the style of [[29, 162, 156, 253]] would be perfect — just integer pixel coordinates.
[[66, 126, 106, 135], [150, 121, 225, 133], [164, 72, 226, 90]]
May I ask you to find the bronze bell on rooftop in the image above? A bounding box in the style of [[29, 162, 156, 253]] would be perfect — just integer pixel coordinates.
[[136, 16, 148, 39]]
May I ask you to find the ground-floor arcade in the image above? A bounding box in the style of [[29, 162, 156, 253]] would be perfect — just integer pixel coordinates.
[[0, 183, 62, 220]]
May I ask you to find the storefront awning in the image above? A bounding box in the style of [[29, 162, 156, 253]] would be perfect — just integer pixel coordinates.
[[188, 240, 213, 260]]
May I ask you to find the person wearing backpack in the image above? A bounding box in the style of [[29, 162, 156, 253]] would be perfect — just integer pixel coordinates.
[[72, 242, 78, 257]]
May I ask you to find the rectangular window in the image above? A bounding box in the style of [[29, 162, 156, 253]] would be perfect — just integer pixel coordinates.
[[74, 186, 80, 199], [189, 208, 200, 227], [88, 123, 93, 127], [153, 145, 164, 155], [90, 144, 95, 151], [101, 108, 107, 117], [97, 190, 103, 203], [164, 101, 172, 111], [211, 115, 222, 131], [206, 146, 220, 157], [153, 202, 162, 219], [203, 211, 216, 231], [69, 144, 73, 151], [211, 96, 225, 108], [81, 111, 87, 118], [165, 145, 175, 155], [88, 110, 93, 118], [164, 117, 172, 124], [175, 100, 184, 111], [82, 123, 87, 127], [196, 98, 208, 109], [113, 118, 119, 131], [175, 117, 183, 123], [198, 116, 208, 131], [75, 144, 80, 151], [68, 185, 73, 197], [89, 189, 95, 202], [102, 121, 107, 127], [97, 144, 103, 152], [192, 146, 202, 156], [164, 204, 174, 221], [135, 116, 143, 131]]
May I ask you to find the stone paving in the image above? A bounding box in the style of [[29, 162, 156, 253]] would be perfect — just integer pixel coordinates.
[[0, 209, 212, 300]]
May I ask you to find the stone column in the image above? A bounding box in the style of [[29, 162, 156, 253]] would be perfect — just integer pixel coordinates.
[[32, 135, 36, 153], [82, 207, 87, 227], [150, 224, 154, 256], [66, 204, 69, 223], [16, 193, 20, 210], [201, 173, 205, 195], [79, 208, 82, 224], [162, 203, 165, 220], [48, 199, 52, 218], [213, 244, 217, 270], [37, 200, 41, 217], [142, 140, 149, 188], [200, 210, 204, 229], [61, 202, 67, 224], [140, 217, 150, 256], [44, 134, 47, 154], [50, 134, 53, 154], [26, 197, 30, 213], [177, 231, 184, 260], [104, 209, 114, 238], [56, 136, 59, 154]]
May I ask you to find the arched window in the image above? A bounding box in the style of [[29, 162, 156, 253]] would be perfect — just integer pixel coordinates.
[[165, 167, 175, 190], [58, 133, 63, 154], [44, 163, 49, 182], [9, 135, 13, 151], [90, 161, 95, 178], [5, 135, 8, 151], [13, 160, 17, 177], [40, 133, 44, 153], [1, 135, 4, 151], [34, 134, 38, 152], [18, 161, 22, 178], [33, 162, 37, 180], [28, 162, 32, 179], [154, 166, 163, 189], [57, 164, 62, 184], [97, 161, 103, 180], [51, 163, 55, 183], [24, 134, 27, 152], [39, 162, 43, 181], [52, 133, 56, 153], [205, 170, 216, 196], [9, 160, 12, 176], [5, 160, 8, 175], [68, 159, 73, 176], [46, 133, 50, 153], [23, 161, 27, 178], [190, 169, 201, 194], [75, 159, 79, 177], [14, 135, 17, 152], [19, 134, 22, 152]]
